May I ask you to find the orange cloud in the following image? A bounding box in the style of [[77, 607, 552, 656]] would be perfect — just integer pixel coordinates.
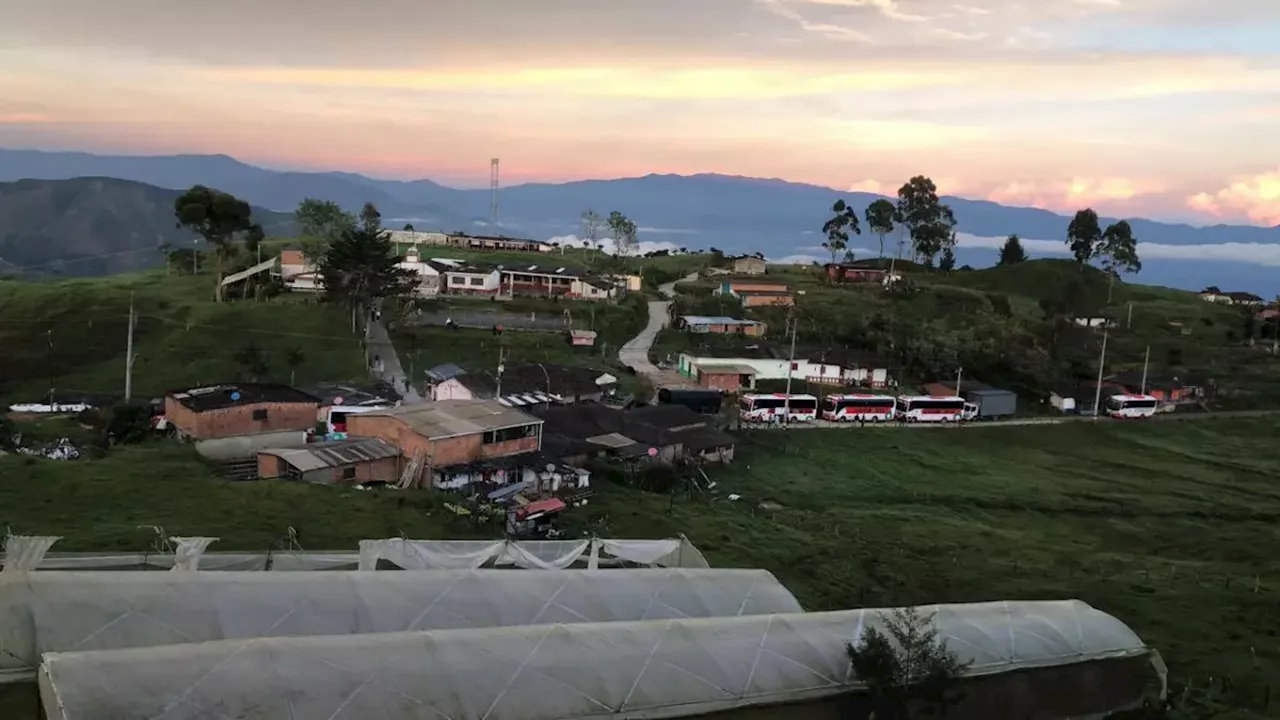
[[1187, 169, 1280, 225], [986, 177, 1157, 210], [0, 112, 51, 123]]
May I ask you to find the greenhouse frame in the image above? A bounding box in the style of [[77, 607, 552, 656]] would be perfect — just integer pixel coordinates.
[[37, 600, 1163, 720]]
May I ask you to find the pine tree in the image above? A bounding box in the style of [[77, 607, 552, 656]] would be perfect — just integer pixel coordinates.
[[997, 234, 1027, 266]]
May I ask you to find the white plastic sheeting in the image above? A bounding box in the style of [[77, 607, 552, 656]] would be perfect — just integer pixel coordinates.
[[37, 600, 1154, 720], [20, 536, 709, 571], [168, 536, 218, 572], [0, 568, 800, 683], [357, 537, 708, 570], [1, 536, 61, 573]]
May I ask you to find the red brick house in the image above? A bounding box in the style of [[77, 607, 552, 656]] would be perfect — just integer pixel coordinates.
[[163, 384, 320, 440], [824, 263, 887, 283], [345, 399, 543, 489]]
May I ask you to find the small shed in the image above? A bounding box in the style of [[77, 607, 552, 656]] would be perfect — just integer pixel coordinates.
[[257, 438, 401, 485], [692, 362, 757, 392], [568, 329, 597, 347]]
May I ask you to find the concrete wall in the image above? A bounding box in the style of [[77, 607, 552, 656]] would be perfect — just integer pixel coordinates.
[[165, 397, 319, 439], [195, 430, 309, 461], [732, 258, 766, 275]]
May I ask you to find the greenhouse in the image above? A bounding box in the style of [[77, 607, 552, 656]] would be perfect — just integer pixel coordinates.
[[0, 567, 799, 682], [3, 535, 709, 571], [38, 599, 1163, 720]]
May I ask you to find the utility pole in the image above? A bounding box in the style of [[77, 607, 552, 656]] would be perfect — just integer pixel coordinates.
[[46, 328, 54, 407], [125, 292, 136, 401], [955, 366, 963, 395], [1091, 326, 1110, 419], [495, 346, 506, 397], [783, 319, 797, 423], [1127, 302, 1133, 328], [192, 240, 198, 275], [1140, 345, 1150, 395]]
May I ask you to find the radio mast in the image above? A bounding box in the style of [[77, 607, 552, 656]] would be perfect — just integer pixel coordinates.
[[489, 158, 500, 227]]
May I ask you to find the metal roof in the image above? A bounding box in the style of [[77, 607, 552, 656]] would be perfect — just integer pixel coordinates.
[[496, 391, 562, 407], [680, 316, 762, 326], [258, 438, 400, 473], [365, 399, 542, 439]]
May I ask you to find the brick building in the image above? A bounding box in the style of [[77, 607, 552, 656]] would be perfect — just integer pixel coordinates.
[[163, 384, 320, 440], [345, 399, 544, 489], [714, 280, 794, 308]]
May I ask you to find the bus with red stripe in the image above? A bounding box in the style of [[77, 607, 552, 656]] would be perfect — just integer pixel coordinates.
[[739, 393, 819, 423], [896, 395, 967, 423], [821, 394, 897, 422], [1106, 394, 1158, 419]]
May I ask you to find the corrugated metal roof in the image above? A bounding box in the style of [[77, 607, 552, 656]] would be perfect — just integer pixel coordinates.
[[366, 399, 542, 439], [693, 362, 758, 375], [259, 438, 400, 472]]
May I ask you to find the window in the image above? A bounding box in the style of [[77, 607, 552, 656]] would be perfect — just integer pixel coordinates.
[[451, 275, 465, 285], [482, 424, 538, 444], [341, 467, 356, 480], [470, 277, 484, 286], [252, 408, 269, 420]]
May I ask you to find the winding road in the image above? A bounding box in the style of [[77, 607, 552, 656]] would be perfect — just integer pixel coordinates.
[[618, 272, 700, 389]]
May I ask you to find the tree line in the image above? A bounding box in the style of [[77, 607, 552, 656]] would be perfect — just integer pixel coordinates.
[[819, 177, 1142, 285]]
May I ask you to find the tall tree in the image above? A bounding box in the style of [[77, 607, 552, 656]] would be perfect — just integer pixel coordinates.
[[938, 245, 956, 272], [285, 347, 306, 386], [318, 220, 417, 332], [295, 198, 356, 262], [1097, 220, 1141, 301], [359, 202, 382, 233], [997, 234, 1027, 266], [895, 176, 956, 265], [606, 210, 638, 260], [1066, 208, 1102, 265], [865, 199, 896, 259], [580, 210, 603, 257], [174, 186, 260, 302], [821, 199, 861, 265]]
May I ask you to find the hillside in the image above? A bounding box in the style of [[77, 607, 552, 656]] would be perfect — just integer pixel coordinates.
[[0, 177, 295, 277], [660, 258, 1280, 408], [0, 268, 366, 403]]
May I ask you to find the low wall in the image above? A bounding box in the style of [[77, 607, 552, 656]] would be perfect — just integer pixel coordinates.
[[193, 430, 308, 461]]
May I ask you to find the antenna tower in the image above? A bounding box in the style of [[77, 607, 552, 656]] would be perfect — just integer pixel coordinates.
[[489, 158, 500, 226]]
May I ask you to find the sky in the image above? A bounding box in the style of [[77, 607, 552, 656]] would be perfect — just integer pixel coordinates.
[[1, 0, 1278, 225]]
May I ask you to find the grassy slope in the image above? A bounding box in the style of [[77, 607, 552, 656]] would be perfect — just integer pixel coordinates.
[[1, 418, 1276, 713], [0, 267, 367, 402], [656, 259, 1279, 406]]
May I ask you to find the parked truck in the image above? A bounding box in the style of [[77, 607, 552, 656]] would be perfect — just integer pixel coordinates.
[[963, 388, 1018, 420]]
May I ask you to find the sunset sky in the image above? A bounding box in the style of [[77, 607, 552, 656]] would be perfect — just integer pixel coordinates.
[[2, 0, 1278, 224]]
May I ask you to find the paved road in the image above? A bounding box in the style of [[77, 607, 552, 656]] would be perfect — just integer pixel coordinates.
[[618, 273, 699, 388], [741, 408, 1280, 430], [366, 317, 425, 404]]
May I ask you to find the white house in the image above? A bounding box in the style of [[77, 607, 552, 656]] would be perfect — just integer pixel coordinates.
[[444, 264, 502, 295], [677, 349, 892, 387], [396, 248, 450, 297], [278, 248, 320, 292], [1201, 290, 1265, 306]]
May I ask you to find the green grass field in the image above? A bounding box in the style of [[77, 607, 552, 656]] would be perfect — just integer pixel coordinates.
[[2, 417, 1276, 714], [0, 267, 367, 403]]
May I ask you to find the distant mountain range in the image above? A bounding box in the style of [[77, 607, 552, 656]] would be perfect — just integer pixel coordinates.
[[1, 148, 1277, 289], [0, 176, 293, 276]]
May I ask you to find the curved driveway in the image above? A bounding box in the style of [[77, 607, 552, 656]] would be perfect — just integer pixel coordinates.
[[619, 272, 699, 387]]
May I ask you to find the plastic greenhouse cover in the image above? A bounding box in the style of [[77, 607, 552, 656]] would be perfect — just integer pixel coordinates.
[[0, 568, 800, 683], [39, 600, 1152, 720]]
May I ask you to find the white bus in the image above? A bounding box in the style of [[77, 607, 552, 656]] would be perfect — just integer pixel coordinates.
[[821, 394, 897, 422], [1105, 394, 1158, 419], [896, 395, 967, 423], [739, 393, 819, 423]]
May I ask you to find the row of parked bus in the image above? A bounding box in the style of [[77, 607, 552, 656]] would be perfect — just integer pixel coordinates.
[[735, 392, 1159, 423]]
